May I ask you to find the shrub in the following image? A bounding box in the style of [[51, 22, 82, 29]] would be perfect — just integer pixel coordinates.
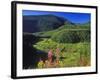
[[51, 29, 90, 43], [51, 30, 80, 43], [77, 30, 90, 42]]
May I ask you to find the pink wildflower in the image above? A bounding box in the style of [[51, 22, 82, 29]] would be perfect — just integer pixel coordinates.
[[48, 50, 53, 59]]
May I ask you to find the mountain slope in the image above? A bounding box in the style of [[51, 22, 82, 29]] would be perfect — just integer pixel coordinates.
[[23, 15, 73, 33], [32, 22, 90, 37]]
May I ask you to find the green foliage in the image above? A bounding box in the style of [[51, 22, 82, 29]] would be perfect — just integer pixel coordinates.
[[51, 29, 90, 43], [33, 39, 90, 67], [32, 21, 91, 68], [33, 22, 90, 40], [34, 39, 58, 53], [38, 60, 44, 68], [77, 30, 90, 42]]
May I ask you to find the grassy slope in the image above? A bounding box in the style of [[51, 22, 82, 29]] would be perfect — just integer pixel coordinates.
[[33, 39, 90, 67], [33, 23, 91, 67], [33, 23, 90, 37]]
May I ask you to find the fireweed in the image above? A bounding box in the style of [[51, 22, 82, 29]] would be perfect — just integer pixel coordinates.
[[38, 48, 64, 68]]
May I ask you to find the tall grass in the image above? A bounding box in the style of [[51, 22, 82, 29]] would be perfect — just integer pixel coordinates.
[[34, 39, 90, 68]]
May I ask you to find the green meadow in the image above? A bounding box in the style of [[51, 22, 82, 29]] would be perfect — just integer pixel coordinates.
[[33, 23, 91, 68]]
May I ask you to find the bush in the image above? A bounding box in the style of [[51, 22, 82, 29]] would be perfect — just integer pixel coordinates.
[[77, 30, 90, 42], [51, 29, 90, 43], [51, 30, 80, 43]]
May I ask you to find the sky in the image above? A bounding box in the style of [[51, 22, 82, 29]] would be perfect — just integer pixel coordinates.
[[23, 10, 91, 24]]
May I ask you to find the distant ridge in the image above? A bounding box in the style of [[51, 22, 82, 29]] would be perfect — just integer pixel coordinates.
[[23, 14, 74, 33]]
